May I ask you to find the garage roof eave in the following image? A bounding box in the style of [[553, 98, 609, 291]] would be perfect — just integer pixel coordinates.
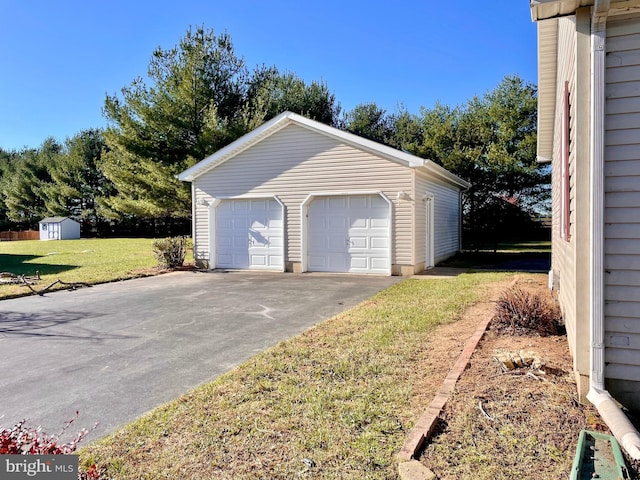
[[177, 111, 468, 189], [530, 0, 593, 20], [530, 0, 640, 20], [414, 160, 471, 190]]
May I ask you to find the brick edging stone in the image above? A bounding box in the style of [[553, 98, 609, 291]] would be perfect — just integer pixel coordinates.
[[397, 276, 519, 464]]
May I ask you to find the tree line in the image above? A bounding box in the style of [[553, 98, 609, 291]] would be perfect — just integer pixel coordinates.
[[0, 26, 548, 242]]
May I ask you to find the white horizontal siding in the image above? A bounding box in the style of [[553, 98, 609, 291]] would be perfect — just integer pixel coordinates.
[[606, 301, 640, 317], [606, 270, 640, 286], [605, 16, 640, 386], [607, 96, 640, 114], [606, 364, 640, 382], [414, 169, 461, 265], [552, 16, 579, 360], [192, 124, 414, 268], [608, 316, 640, 334]]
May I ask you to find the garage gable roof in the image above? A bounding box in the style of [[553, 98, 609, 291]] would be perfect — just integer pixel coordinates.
[[177, 111, 470, 189]]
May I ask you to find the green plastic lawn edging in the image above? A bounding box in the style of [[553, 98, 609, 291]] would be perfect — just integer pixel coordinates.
[[570, 430, 629, 480]]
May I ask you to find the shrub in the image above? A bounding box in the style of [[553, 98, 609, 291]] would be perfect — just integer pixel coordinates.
[[0, 415, 104, 479], [0, 414, 90, 454], [152, 236, 186, 268], [492, 286, 564, 336]]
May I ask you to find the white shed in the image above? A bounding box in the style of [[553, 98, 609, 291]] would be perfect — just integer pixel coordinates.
[[178, 112, 470, 275], [39, 217, 81, 241]]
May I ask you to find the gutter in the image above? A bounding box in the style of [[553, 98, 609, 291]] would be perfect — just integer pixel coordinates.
[[587, 0, 640, 460]]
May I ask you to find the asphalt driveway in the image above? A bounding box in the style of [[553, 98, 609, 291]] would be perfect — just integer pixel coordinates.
[[0, 271, 399, 442]]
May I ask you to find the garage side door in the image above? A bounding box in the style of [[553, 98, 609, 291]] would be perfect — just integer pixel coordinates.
[[307, 195, 390, 274], [215, 198, 284, 270]]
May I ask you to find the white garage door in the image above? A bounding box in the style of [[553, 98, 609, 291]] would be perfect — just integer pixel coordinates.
[[215, 198, 284, 270], [307, 195, 390, 274]]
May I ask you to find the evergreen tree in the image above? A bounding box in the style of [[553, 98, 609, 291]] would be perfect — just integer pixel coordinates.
[[245, 66, 338, 126], [39, 129, 114, 233], [2, 139, 61, 228], [100, 26, 339, 220], [417, 75, 548, 245], [339, 102, 393, 144]]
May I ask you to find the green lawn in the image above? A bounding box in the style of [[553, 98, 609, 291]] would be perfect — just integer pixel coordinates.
[[79, 272, 514, 480], [0, 238, 163, 299]]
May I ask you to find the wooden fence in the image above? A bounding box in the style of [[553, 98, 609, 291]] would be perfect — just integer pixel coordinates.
[[0, 230, 40, 241]]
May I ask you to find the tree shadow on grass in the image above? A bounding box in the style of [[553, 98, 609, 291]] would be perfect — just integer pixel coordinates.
[[0, 254, 78, 276], [0, 310, 134, 342], [439, 251, 551, 273]]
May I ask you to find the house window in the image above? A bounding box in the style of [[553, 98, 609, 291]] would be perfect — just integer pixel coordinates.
[[561, 81, 571, 242]]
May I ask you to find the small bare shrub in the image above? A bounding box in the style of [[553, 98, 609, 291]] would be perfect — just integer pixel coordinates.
[[152, 236, 186, 268], [492, 286, 564, 336]]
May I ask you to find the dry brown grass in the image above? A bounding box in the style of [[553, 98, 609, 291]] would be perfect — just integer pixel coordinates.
[[419, 276, 608, 480]]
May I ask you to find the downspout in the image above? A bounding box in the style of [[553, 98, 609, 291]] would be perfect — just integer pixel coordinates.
[[585, 0, 640, 460]]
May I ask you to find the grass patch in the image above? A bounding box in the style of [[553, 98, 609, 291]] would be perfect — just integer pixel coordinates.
[[79, 272, 510, 479], [0, 238, 181, 299]]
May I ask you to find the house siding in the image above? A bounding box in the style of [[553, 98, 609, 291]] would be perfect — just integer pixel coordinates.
[[552, 15, 580, 363], [191, 124, 414, 271], [542, 10, 593, 396], [604, 15, 640, 398], [414, 169, 462, 265]]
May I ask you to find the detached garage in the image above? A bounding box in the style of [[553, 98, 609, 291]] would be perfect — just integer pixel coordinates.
[[178, 112, 469, 275]]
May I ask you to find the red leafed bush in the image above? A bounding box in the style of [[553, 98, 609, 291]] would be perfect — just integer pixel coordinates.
[[0, 414, 91, 454], [0, 414, 105, 479], [79, 463, 105, 480]]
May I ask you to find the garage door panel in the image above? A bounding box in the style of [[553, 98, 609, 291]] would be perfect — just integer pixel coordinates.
[[370, 217, 389, 228], [328, 197, 347, 209], [308, 236, 327, 250], [308, 195, 390, 274], [329, 235, 347, 251], [328, 255, 349, 270], [233, 253, 249, 266], [233, 200, 249, 211], [215, 198, 283, 270], [370, 257, 389, 269], [351, 217, 367, 228], [349, 196, 368, 208], [308, 255, 329, 269], [267, 236, 284, 247], [370, 237, 389, 249], [328, 216, 348, 229], [349, 236, 367, 249], [350, 257, 368, 269]]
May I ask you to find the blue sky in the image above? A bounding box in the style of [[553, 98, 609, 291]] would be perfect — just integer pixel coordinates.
[[0, 1, 537, 151]]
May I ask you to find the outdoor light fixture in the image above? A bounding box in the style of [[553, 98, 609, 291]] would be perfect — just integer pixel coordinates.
[[396, 191, 412, 201]]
